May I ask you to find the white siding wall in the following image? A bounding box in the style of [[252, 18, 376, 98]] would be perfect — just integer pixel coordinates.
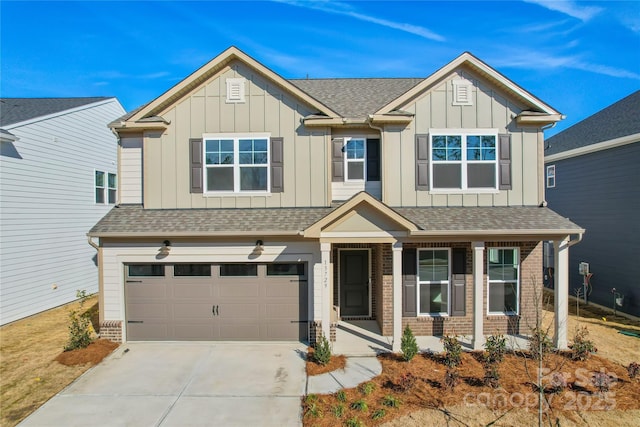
[[100, 240, 321, 341], [0, 99, 125, 324], [119, 135, 143, 204]]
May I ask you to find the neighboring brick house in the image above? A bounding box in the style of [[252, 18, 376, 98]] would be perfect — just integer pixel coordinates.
[[544, 91, 639, 317], [0, 97, 125, 324], [89, 47, 583, 350]]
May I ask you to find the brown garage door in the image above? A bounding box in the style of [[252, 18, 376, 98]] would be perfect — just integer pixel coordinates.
[[125, 263, 308, 341]]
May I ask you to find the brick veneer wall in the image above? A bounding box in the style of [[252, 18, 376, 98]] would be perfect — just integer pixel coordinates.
[[378, 241, 543, 337], [99, 320, 122, 342]]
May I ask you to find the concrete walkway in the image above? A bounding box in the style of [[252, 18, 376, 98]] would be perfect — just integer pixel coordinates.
[[306, 357, 382, 394]]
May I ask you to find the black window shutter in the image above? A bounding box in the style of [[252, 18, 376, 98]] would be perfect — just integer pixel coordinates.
[[190, 138, 203, 194], [366, 138, 380, 182], [499, 134, 512, 190], [415, 134, 429, 190], [451, 248, 466, 316], [402, 248, 417, 317], [270, 137, 284, 193], [332, 138, 344, 182]]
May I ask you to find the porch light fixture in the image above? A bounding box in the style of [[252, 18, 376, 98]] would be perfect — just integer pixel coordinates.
[[159, 240, 171, 255], [255, 239, 264, 252]]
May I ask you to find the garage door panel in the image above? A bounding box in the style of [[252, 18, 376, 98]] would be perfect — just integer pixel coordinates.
[[173, 283, 213, 298], [173, 324, 215, 340], [220, 303, 259, 320], [265, 304, 299, 318], [220, 324, 260, 340], [265, 323, 302, 340], [264, 281, 301, 297], [127, 303, 168, 319], [127, 323, 169, 341], [218, 283, 259, 298], [173, 303, 215, 319], [126, 284, 167, 299]]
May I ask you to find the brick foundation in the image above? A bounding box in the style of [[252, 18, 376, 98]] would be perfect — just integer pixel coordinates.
[[99, 320, 123, 342]]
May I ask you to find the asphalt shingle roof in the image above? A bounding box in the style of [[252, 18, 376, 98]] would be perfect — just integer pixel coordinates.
[[89, 204, 582, 237], [0, 97, 112, 127], [545, 90, 640, 155], [289, 78, 423, 118]]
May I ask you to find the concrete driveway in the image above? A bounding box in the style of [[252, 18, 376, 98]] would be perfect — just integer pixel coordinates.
[[20, 342, 308, 427]]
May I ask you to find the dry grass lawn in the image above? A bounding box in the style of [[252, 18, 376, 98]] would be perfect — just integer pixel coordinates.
[[0, 296, 106, 427]]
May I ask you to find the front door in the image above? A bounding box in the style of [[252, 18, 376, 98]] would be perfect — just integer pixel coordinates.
[[339, 250, 369, 316]]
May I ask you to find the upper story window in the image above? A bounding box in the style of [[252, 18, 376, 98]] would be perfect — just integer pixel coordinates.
[[345, 138, 366, 181], [546, 165, 556, 188], [487, 248, 519, 315], [430, 129, 498, 191], [204, 133, 270, 193], [95, 170, 117, 204], [417, 249, 450, 316]]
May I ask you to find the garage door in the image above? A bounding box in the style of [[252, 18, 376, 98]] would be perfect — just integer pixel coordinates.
[[125, 263, 308, 341]]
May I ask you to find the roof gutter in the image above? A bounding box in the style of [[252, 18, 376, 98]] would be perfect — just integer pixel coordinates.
[[409, 228, 585, 237], [87, 230, 305, 238]]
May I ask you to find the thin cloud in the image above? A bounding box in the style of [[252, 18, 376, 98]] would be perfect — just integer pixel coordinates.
[[494, 51, 640, 80], [523, 0, 603, 21], [274, 0, 445, 41], [93, 71, 171, 80]]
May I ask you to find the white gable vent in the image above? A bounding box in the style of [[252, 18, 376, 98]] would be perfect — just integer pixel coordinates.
[[226, 78, 246, 103], [452, 79, 473, 106]]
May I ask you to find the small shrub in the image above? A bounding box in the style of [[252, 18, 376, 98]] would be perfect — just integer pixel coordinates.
[[548, 372, 568, 393], [592, 372, 613, 395], [335, 389, 347, 402], [627, 362, 640, 379], [571, 326, 596, 361], [330, 403, 345, 418], [529, 327, 552, 360], [382, 394, 401, 408], [371, 408, 386, 420], [345, 417, 364, 427], [351, 399, 368, 412], [304, 394, 318, 404], [304, 402, 321, 418], [395, 372, 416, 392], [484, 334, 507, 364], [442, 335, 462, 368], [64, 290, 94, 351], [360, 382, 375, 396], [444, 367, 459, 389], [401, 325, 419, 361], [313, 334, 332, 366], [483, 366, 500, 388]]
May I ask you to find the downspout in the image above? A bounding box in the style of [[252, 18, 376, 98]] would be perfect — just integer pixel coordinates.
[[110, 127, 122, 206], [87, 235, 100, 250], [539, 121, 558, 206]]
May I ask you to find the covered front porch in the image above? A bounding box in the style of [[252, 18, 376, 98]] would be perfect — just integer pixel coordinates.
[[304, 193, 583, 354]]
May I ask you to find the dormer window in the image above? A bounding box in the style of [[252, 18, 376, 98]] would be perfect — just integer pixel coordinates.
[[452, 79, 473, 106], [226, 78, 246, 103]]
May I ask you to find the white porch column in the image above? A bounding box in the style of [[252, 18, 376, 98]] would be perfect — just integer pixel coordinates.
[[392, 241, 403, 352], [554, 237, 570, 350], [472, 241, 485, 350], [320, 242, 331, 340]]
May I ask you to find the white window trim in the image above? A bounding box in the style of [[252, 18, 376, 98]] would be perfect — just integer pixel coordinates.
[[225, 78, 246, 103], [452, 79, 473, 106], [417, 248, 451, 317], [487, 247, 520, 316], [95, 169, 117, 204], [429, 128, 499, 194], [203, 132, 270, 195], [546, 165, 556, 188], [343, 137, 367, 182]]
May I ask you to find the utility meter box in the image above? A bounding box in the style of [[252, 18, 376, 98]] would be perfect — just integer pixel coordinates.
[[579, 262, 590, 275]]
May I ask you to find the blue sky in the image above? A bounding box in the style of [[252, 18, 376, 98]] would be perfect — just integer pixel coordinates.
[[1, 1, 639, 136]]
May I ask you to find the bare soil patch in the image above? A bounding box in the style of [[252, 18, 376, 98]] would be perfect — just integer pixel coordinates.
[[306, 347, 347, 376], [55, 339, 119, 366], [0, 296, 118, 427]]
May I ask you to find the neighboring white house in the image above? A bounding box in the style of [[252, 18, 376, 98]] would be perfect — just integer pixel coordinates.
[[0, 97, 126, 325]]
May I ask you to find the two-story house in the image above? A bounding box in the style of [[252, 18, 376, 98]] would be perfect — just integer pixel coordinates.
[[90, 47, 583, 351], [1, 97, 125, 325]]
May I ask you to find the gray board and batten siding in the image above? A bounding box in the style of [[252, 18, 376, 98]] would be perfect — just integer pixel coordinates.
[[545, 142, 640, 317]]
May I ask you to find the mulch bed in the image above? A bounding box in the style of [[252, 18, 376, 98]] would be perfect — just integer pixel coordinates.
[[306, 347, 348, 376], [54, 339, 119, 366], [302, 350, 640, 426]]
